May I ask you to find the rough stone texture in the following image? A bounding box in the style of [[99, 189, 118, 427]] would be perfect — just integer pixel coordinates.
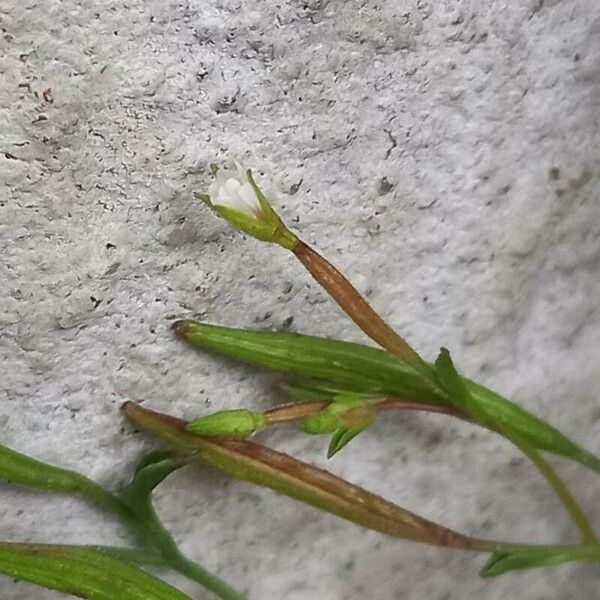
[[1, 0, 600, 598]]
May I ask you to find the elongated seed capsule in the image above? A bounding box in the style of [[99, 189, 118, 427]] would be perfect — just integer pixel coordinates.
[[172, 320, 445, 403]]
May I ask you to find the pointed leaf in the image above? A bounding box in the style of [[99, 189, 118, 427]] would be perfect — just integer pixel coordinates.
[[434, 348, 490, 425], [481, 545, 600, 577], [134, 450, 180, 475], [119, 453, 247, 600], [0, 443, 132, 519], [0, 443, 92, 494], [465, 380, 600, 471], [121, 453, 189, 515], [284, 381, 380, 403], [0, 543, 191, 600], [327, 426, 367, 458]]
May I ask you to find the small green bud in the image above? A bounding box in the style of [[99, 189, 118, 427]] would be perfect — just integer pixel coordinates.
[[196, 164, 298, 250], [187, 409, 268, 438], [301, 411, 340, 434], [301, 399, 373, 435]]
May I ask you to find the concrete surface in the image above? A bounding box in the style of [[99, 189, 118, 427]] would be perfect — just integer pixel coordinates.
[[1, 0, 600, 598]]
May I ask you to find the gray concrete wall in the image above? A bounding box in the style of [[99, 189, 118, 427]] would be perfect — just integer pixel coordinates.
[[1, 0, 600, 598]]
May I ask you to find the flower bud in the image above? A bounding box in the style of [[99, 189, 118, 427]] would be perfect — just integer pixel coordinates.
[[301, 411, 340, 435], [186, 409, 268, 438], [301, 398, 375, 435]]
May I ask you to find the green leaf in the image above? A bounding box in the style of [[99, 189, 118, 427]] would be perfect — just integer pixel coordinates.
[[0, 443, 92, 493], [327, 426, 368, 458], [465, 380, 600, 471], [433, 349, 462, 394], [121, 453, 188, 515], [0, 543, 191, 600], [172, 321, 444, 403], [0, 444, 245, 600], [481, 545, 600, 577], [134, 450, 181, 475], [0, 443, 132, 519], [434, 350, 600, 472], [434, 348, 490, 425], [82, 546, 166, 567], [120, 453, 247, 600], [284, 381, 380, 403]]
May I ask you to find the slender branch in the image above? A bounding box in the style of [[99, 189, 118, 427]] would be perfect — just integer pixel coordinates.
[[165, 550, 247, 600], [376, 398, 469, 420], [264, 401, 328, 423], [75, 478, 142, 531], [67, 463, 247, 599], [261, 398, 468, 429], [512, 441, 598, 544]]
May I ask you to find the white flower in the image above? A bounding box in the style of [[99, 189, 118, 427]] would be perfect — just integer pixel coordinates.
[[197, 161, 299, 250], [207, 164, 262, 217]]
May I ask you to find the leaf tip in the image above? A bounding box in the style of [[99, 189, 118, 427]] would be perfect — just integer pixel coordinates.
[[172, 320, 193, 340]]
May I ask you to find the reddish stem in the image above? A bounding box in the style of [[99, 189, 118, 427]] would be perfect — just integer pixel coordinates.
[[376, 398, 469, 421], [264, 401, 328, 424], [261, 398, 469, 428]]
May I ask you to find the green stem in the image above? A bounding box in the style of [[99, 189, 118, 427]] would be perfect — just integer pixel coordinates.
[[511, 441, 598, 544], [134, 502, 247, 600], [76, 474, 246, 599], [571, 451, 600, 475], [164, 549, 247, 600], [76, 478, 142, 530]]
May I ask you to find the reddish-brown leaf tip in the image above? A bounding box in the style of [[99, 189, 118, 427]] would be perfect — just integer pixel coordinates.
[[171, 320, 193, 339], [121, 401, 134, 414]]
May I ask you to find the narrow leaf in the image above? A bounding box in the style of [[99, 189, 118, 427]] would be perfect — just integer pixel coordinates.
[[482, 545, 600, 577], [327, 427, 367, 458], [435, 348, 600, 471], [0, 543, 191, 600], [0, 443, 131, 519], [0, 443, 92, 494], [121, 453, 188, 515], [82, 546, 166, 567], [434, 348, 490, 425], [465, 381, 600, 471], [134, 450, 181, 475], [120, 452, 247, 600]]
